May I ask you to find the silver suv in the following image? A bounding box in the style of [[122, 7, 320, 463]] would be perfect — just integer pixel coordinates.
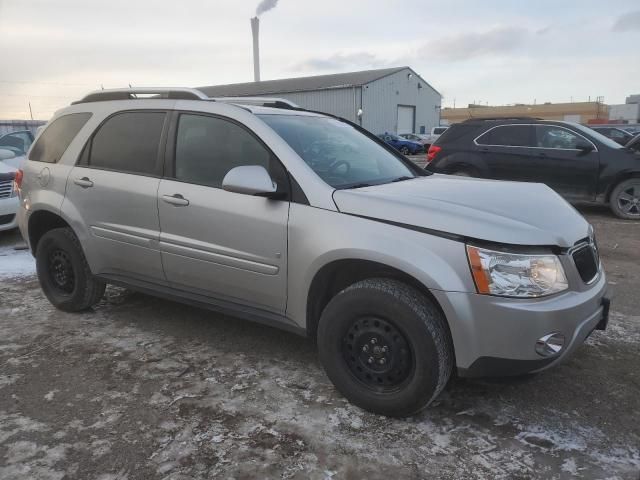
[[16, 88, 609, 417]]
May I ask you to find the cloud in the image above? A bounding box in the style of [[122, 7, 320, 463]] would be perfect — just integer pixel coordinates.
[[417, 26, 529, 62], [291, 26, 531, 74], [293, 52, 387, 72], [612, 10, 640, 32]]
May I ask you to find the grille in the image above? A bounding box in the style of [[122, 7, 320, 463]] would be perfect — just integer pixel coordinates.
[[0, 179, 13, 199], [572, 244, 599, 283], [0, 214, 15, 225]]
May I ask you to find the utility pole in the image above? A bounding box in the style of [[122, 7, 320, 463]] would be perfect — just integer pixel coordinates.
[[28, 102, 34, 120]]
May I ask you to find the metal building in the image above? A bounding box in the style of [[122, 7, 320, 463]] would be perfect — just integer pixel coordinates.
[[199, 67, 442, 135]]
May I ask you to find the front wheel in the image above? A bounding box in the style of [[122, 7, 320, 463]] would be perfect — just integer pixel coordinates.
[[610, 178, 640, 219], [400, 146, 410, 155], [36, 227, 106, 312], [317, 278, 453, 417]]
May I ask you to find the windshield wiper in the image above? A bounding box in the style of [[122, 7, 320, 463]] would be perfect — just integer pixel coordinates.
[[390, 176, 413, 183], [337, 182, 375, 190]]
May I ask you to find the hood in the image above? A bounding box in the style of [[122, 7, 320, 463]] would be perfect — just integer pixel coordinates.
[[0, 161, 17, 180], [333, 175, 590, 248]]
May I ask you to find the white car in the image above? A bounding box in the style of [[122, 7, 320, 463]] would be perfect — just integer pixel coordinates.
[[423, 126, 448, 146], [0, 150, 21, 232]]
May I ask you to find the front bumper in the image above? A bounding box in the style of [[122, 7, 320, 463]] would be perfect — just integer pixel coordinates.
[[432, 270, 609, 377], [0, 195, 19, 232]]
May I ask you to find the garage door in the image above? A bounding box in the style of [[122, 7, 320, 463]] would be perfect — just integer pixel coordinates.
[[397, 105, 415, 134]]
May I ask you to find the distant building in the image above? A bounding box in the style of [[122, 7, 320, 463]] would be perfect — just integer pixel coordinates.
[[441, 102, 608, 125], [626, 94, 640, 104], [199, 67, 442, 135], [608, 94, 640, 124]]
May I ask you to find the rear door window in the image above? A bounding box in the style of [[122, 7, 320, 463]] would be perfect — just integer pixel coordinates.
[[476, 125, 533, 147], [29, 113, 91, 163], [86, 111, 165, 176]]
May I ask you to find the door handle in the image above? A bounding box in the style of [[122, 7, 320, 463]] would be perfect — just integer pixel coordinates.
[[162, 194, 189, 206], [479, 147, 489, 153], [538, 152, 548, 158], [73, 177, 94, 188]]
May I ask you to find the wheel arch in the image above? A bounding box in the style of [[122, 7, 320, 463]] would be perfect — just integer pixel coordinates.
[[27, 209, 73, 255], [305, 259, 454, 358], [605, 171, 640, 203]]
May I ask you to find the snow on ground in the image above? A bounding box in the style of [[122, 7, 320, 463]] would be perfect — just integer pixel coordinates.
[[0, 243, 35, 280]]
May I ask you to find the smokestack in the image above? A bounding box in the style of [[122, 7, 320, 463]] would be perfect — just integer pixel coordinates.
[[251, 16, 260, 82]]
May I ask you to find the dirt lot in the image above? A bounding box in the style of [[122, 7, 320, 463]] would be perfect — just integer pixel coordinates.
[[0, 206, 638, 480]]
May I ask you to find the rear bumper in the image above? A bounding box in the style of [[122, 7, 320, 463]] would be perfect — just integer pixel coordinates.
[[0, 196, 19, 232], [432, 271, 609, 377]]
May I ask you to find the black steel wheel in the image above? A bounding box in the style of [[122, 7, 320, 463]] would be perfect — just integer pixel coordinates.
[[36, 227, 106, 312], [317, 278, 453, 417], [342, 316, 414, 391], [48, 249, 76, 294]]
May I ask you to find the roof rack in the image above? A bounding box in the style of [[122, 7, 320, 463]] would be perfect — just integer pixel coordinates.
[[211, 96, 301, 109], [72, 87, 210, 104], [462, 116, 542, 123]]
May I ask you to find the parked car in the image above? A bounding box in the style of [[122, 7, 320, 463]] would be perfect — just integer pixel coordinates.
[[17, 89, 608, 417], [399, 133, 429, 147], [590, 126, 634, 146], [0, 130, 34, 158], [0, 159, 19, 232], [422, 126, 448, 146], [377, 132, 423, 155], [426, 117, 640, 219]]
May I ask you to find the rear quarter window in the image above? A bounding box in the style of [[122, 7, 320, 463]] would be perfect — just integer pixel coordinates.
[[435, 124, 478, 145], [29, 113, 92, 163]]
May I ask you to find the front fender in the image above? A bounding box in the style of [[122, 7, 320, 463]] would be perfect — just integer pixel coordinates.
[[286, 203, 474, 329]]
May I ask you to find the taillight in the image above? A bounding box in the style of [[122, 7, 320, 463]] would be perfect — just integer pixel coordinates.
[[14, 169, 23, 192], [427, 145, 442, 163]]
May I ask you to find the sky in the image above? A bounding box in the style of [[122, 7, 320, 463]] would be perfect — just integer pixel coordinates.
[[0, 0, 639, 120]]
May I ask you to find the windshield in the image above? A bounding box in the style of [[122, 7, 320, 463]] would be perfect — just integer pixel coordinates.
[[569, 123, 625, 150], [259, 114, 418, 188]]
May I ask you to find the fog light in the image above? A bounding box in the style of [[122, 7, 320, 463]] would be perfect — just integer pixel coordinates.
[[535, 333, 565, 357]]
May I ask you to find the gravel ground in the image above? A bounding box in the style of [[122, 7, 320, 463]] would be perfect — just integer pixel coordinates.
[[0, 205, 638, 480]]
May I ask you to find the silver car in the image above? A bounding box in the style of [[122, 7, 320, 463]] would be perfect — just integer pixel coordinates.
[[16, 88, 609, 417]]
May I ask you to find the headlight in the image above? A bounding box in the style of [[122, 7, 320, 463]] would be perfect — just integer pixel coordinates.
[[467, 245, 568, 298]]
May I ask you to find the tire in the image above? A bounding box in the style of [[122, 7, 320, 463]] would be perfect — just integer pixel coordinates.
[[317, 278, 453, 417], [36, 227, 106, 312], [400, 146, 410, 155], [609, 178, 640, 220]]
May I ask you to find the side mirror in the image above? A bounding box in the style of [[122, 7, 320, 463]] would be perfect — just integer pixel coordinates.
[[576, 142, 594, 154], [222, 165, 278, 197]]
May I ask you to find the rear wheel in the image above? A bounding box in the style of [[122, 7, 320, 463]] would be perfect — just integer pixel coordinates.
[[317, 278, 453, 417], [610, 179, 640, 220], [36, 227, 106, 312]]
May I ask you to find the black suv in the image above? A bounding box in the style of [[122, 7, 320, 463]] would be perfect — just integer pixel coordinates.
[[426, 118, 640, 219]]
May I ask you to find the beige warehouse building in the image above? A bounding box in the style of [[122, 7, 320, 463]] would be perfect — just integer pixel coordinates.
[[442, 101, 608, 124]]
